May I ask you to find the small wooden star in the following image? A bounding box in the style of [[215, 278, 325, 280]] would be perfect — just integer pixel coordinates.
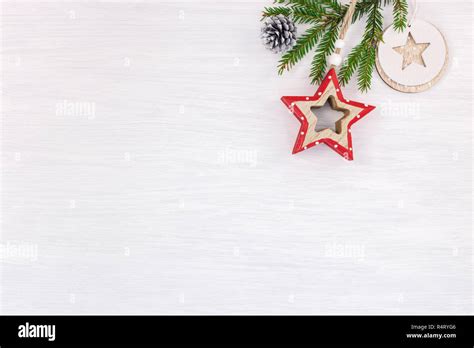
[[281, 69, 375, 160], [393, 32, 430, 70]]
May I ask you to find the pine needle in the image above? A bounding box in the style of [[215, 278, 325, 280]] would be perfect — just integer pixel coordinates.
[[393, 0, 408, 32]]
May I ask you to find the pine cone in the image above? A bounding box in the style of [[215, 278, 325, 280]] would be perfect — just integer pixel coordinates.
[[261, 15, 297, 53]]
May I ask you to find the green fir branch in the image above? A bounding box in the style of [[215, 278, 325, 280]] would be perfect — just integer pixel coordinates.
[[357, 0, 384, 91], [262, 6, 292, 18], [362, 0, 384, 45], [319, 0, 343, 13], [274, 0, 325, 11], [291, 6, 328, 24], [310, 21, 340, 84], [337, 41, 365, 86], [262, 0, 406, 92], [352, 0, 377, 23], [357, 43, 376, 92], [278, 24, 326, 74], [273, 0, 326, 16], [393, 0, 408, 32]]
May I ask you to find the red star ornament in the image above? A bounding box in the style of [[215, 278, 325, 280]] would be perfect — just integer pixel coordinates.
[[281, 69, 375, 160]]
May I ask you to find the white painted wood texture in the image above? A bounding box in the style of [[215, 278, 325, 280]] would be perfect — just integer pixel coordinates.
[[0, 0, 472, 314]]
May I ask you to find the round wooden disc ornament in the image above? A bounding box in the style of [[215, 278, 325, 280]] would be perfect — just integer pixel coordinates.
[[376, 19, 448, 93]]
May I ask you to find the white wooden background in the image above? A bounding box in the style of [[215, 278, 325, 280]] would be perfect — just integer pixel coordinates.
[[0, 0, 472, 314]]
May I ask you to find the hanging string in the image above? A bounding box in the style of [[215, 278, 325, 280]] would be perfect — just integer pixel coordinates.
[[408, 0, 418, 27], [329, 0, 359, 70]]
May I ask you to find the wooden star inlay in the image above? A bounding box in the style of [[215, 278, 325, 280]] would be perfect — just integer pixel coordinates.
[[393, 32, 430, 70], [281, 69, 375, 160]]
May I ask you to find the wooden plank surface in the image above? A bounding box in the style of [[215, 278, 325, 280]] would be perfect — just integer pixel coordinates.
[[0, 0, 472, 314]]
